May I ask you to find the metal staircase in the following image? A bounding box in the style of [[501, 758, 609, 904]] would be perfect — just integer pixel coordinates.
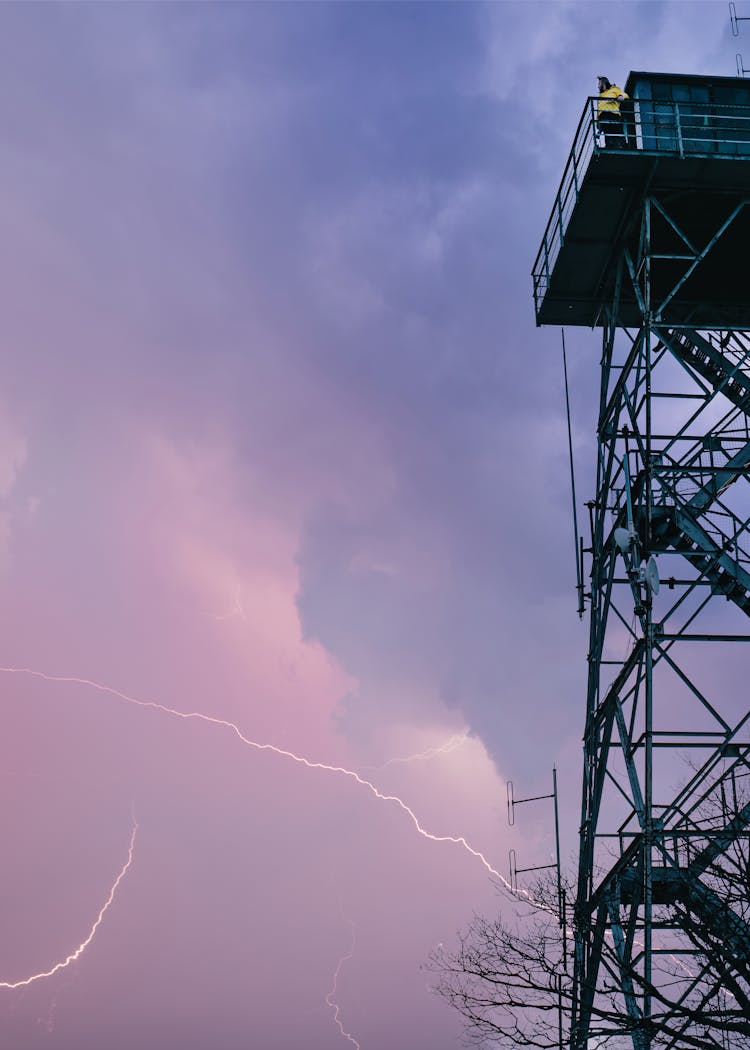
[[654, 329, 750, 617]]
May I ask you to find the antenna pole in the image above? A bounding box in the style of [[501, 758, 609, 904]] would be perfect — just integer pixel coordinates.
[[553, 767, 564, 1050], [508, 769, 565, 1050], [553, 766, 562, 919], [562, 329, 584, 618]]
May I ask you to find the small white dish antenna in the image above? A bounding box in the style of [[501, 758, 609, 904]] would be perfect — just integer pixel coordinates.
[[614, 527, 630, 554], [645, 555, 660, 595]]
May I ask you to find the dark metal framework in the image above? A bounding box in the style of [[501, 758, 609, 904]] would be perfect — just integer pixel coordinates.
[[533, 96, 750, 329], [535, 86, 750, 1049]]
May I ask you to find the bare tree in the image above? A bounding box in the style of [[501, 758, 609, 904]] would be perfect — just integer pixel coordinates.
[[430, 813, 750, 1050]]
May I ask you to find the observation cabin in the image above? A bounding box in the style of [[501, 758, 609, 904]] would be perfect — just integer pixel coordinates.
[[532, 71, 750, 329]]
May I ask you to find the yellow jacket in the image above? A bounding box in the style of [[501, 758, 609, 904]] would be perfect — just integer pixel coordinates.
[[597, 85, 628, 114]]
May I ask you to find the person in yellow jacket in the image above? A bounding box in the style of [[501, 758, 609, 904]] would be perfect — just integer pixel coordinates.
[[597, 76, 630, 149]]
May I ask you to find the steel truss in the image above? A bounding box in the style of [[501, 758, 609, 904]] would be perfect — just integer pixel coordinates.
[[572, 193, 750, 1049]]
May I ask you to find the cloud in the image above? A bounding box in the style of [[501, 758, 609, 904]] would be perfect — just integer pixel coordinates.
[[0, 410, 30, 569], [0, 412, 27, 498], [0, 3, 740, 1046]]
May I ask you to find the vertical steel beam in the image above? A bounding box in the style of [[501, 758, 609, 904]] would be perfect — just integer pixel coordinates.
[[570, 192, 750, 1048]]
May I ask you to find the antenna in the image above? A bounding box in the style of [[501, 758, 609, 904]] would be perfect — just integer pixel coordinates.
[[622, 450, 637, 544], [729, 5, 750, 74], [506, 769, 562, 910], [633, 554, 661, 604], [562, 330, 584, 618], [506, 769, 565, 1050], [730, 1, 750, 36]]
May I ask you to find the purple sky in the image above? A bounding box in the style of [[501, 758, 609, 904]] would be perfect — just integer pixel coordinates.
[[0, 3, 737, 1047]]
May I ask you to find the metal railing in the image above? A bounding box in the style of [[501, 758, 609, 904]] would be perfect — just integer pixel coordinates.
[[532, 96, 750, 317]]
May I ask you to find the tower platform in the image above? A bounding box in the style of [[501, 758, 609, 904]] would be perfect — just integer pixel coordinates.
[[533, 82, 750, 329]]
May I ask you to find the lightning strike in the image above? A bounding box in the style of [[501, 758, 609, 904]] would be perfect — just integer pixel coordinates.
[[0, 819, 137, 990], [37, 970, 79, 1033], [211, 583, 246, 622], [326, 916, 360, 1049], [0, 667, 513, 892], [361, 732, 469, 771]]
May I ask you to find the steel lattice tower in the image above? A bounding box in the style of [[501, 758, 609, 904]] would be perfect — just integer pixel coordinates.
[[533, 72, 750, 1049]]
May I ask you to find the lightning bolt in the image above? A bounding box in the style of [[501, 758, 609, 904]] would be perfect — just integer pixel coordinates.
[[37, 970, 79, 1033], [361, 732, 469, 771], [0, 667, 512, 892], [326, 915, 360, 1049], [0, 818, 137, 990], [1, 669, 703, 1030], [211, 583, 246, 622]]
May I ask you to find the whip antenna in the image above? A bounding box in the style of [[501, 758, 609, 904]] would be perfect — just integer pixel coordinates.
[[562, 329, 584, 618]]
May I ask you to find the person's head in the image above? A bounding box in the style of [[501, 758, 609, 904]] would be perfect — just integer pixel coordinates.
[[598, 76, 612, 92]]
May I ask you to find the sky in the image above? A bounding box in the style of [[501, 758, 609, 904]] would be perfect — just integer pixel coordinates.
[[0, 2, 740, 1048]]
